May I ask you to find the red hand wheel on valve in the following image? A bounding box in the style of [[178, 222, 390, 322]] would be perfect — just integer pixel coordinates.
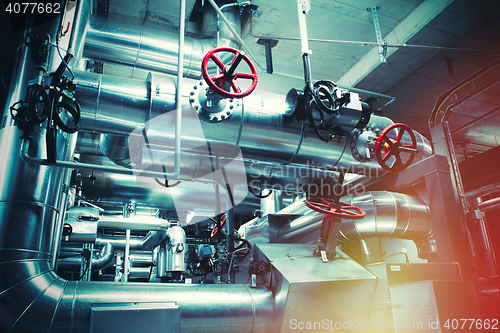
[[305, 197, 366, 261], [375, 123, 418, 172], [201, 47, 258, 98]]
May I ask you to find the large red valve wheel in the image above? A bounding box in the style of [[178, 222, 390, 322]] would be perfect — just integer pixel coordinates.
[[201, 47, 258, 99], [375, 123, 418, 173], [211, 213, 227, 238], [305, 197, 366, 219]]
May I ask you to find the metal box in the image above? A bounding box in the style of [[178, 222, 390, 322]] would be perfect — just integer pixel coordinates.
[[90, 302, 180, 333], [253, 243, 377, 333]]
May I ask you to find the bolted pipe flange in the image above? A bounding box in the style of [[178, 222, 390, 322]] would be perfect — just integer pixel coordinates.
[[189, 81, 241, 123], [349, 128, 377, 162]]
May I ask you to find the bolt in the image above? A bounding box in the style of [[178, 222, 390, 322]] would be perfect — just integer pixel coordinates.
[[221, 115, 225, 120], [230, 99, 233, 103], [190, 99, 195, 103], [226, 111, 230, 115], [190, 91, 195, 95], [193, 85, 198, 90], [229, 105, 234, 110], [213, 117, 218, 121], [194, 106, 198, 110]]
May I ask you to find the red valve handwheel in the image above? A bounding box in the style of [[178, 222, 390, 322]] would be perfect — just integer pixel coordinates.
[[201, 47, 258, 99], [305, 197, 366, 219], [375, 123, 418, 172], [211, 213, 227, 238]]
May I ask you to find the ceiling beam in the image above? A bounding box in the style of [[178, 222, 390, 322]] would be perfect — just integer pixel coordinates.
[[337, 0, 454, 88]]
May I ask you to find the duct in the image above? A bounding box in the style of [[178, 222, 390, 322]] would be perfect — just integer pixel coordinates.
[[83, 5, 241, 79], [58, 242, 115, 271], [244, 191, 434, 258]]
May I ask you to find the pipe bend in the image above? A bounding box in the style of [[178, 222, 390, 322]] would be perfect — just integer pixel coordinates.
[[92, 242, 115, 270]]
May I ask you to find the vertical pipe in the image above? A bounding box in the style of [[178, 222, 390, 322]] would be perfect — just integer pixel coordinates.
[[296, 0, 311, 55], [169, 0, 186, 179], [227, 196, 235, 283], [123, 229, 131, 282]]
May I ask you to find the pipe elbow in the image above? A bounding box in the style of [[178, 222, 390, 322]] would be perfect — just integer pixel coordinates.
[[92, 242, 115, 270]]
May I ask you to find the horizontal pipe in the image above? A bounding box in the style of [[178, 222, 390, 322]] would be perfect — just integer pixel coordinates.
[[479, 196, 500, 212], [96, 230, 167, 251], [20, 139, 185, 178], [128, 266, 152, 279], [71, 70, 432, 185], [98, 216, 169, 231]]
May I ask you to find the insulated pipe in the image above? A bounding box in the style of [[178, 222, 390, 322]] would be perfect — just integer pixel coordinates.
[[71, 70, 432, 185], [97, 216, 170, 231], [58, 242, 115, 271]]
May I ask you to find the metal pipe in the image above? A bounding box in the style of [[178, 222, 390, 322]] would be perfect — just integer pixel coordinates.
[[71, 69, 433, 184], [479, 196, 500, 212], [20, 139, 185, 178], [97, 215, 169, 230], [67, 0, 91, 62], [170, 0, 186, 180], [95, 230, 167, 250], [123, 229, 130, 282]]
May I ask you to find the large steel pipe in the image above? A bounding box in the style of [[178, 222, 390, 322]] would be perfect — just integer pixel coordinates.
[[73, 70, 431, 188], [98, 215, 169, 230]]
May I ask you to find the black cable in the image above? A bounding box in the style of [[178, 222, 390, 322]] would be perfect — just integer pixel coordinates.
[[148, 265, 154, 282], [329, 132, 349, 170], [374, 252, 410, 263]]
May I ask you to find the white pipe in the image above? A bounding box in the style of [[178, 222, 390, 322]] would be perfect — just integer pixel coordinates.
[[20, 139, 185, 178], [123, 229, 131, 282], [296, 0, 311, 55], [169, 0, 186, 179], [207, 0, 265, 72]]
